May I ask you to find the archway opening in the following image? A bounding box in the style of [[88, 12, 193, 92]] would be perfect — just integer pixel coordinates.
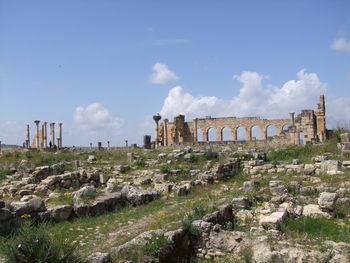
[[251, 126, 262, 140], [266, 125, 277, 137], [222, 127, 231, 141], [208, 128, 216, 141], [237, 126, 246, 141], [197, 128, 203, 142], [282, 124, 291, 131], [299, 132, 305, 145]]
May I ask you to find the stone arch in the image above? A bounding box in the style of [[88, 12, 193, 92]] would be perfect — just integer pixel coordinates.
[[197, 128, 203, 142], [266, 124, 277, 138], [207, 127, 217, 142], [236, 126, 247, 141], [251, 125, 262, 140], [221, 127, 231, 141]]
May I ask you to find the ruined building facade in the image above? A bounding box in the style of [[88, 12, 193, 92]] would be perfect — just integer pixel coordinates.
[[153, 95, 327, 147]]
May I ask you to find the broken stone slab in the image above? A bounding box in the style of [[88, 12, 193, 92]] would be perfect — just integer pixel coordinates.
[[340, 133, 350, 143], [313, 155, 328, 162], [73, 185, 96, 199], [73, 202, 90, 217], [96, 192, 125, 211], [269, 181, 287, 196], [49, 205, 73, 221], [232, 197, 251, 209], [121, 185, 158, 206], [318, 192, 338, 212], [28, 197, 46, 212], [99, 173, 110, 184], [302, 204, 332, 219], [86, 252, 111, 263], [242, 181, 260, 192], [259, 210, 288, 230], [89, 201, 106, 216], [133, 176, 152, 186], [320, 160, 342, 174], [10, 201, 34, 216], [87, 155, 97, 163]]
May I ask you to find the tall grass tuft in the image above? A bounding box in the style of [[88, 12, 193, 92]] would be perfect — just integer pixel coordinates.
[[0, 222, 83, 263]]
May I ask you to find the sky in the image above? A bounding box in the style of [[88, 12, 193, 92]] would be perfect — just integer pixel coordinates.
[[0, 0, 350, 146]]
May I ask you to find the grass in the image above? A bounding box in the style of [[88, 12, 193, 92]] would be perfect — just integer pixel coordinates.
[[281, 217, 350, 243], [0, 169, 13, 183], [0, 222, 83, 263]]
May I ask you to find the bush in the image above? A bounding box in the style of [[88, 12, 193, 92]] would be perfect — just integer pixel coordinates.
[[203, 151, 219, 161], [0, 169, 14, 182], [181, 218, 199, 237], [0, 222, 83, 263], [160, 166, 171, 173], [142, 233, 171, 258]]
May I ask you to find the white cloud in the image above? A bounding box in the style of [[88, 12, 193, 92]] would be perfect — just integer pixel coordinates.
[[74, 103, 123, 131], [160, 70, 328, 121], [150, 63, 179, 85], [330, 37, 350, 53]]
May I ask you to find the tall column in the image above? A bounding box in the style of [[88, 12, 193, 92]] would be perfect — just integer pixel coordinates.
[[164, 119, 169, 146], [153, 114, 162, 148], [34, 120, 40, 149], [43, 122, 48, 148], [57, 138, 60, 150], [58, 123, 63, 148], [41, 124, 45, 149], [232, 127, 237, 141], [0, 140, 2, 152], [193, 118, 198, 143], [107, 141, 110, 149], [26, 124, 30, 148], [289, 112, 295, 126], [50, 122, 55, 147], [246, 127, 252, 141]]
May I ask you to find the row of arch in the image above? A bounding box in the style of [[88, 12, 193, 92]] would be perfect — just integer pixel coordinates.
[[196, 124, 290, 142]]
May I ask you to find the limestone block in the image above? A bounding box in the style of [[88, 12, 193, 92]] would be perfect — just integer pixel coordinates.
[[318, 192, 337, 212], [0, 208, 12, 221], [302, 204, 331, 219], [86, 252, 111, 263], [320, 160, 342, 174], [259, 211, 288, 230], [10, 201, 34, 216], [50, 205, 73, 221], [232, 197, 251, 209], [99, 173, 110, 184]]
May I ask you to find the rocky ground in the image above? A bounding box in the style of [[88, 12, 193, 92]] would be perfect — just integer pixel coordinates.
[[1, 134, 350, 263]]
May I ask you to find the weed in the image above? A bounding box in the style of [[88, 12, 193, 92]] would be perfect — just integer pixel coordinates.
[[0, 222, 83, 263], [142, 232, 172, 258]]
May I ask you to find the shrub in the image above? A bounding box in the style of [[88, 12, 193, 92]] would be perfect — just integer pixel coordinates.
[[181, 218, 199, 237], [160, 166, 171, 173], [0, 222, 83, 263], [142, 233, 171, 258], [203, 151, 219, 161], [0, 169, 14, 182], [241, 246, 254, 263]]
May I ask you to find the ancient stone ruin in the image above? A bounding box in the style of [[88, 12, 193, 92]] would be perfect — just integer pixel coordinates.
[[25, 120, 63, 149], [153, 95, 327, 147]]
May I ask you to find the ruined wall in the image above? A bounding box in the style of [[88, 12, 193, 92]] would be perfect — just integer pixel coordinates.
[[153, 95, 327, 147]]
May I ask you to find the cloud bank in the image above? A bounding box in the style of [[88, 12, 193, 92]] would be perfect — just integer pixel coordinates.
[[74, 103, 123, 132], [160, 70, 328, 121], [330, 37, 350, 53], [150, 63, 179, 85]]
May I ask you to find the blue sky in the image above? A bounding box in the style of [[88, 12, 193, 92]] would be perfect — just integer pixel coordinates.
[[0, 0, 350, 146]]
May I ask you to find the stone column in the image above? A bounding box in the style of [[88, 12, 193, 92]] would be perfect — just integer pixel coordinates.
[[164, 119, 169, 146], [216, 129, 222, 142], [107, 141, 110, 149], [0, 140, 2, 152], [289, 112, 295, 126], [262, 126, 267, 140], [57, 138, 60, 149], [193, 118, 198, 143], [34, 120, 40, 149], [232, 127, 237, 141], [58, 123, 63, 148], [153, 114, 162, 148], [125, 140, 128, 147], [43, 122, 48, 148], [50, 122, 55, 147], [26, 124, 30, 148], [246, 127, 252, 141], [41, 124, 45, 149], [204, 129, 209, 142]]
